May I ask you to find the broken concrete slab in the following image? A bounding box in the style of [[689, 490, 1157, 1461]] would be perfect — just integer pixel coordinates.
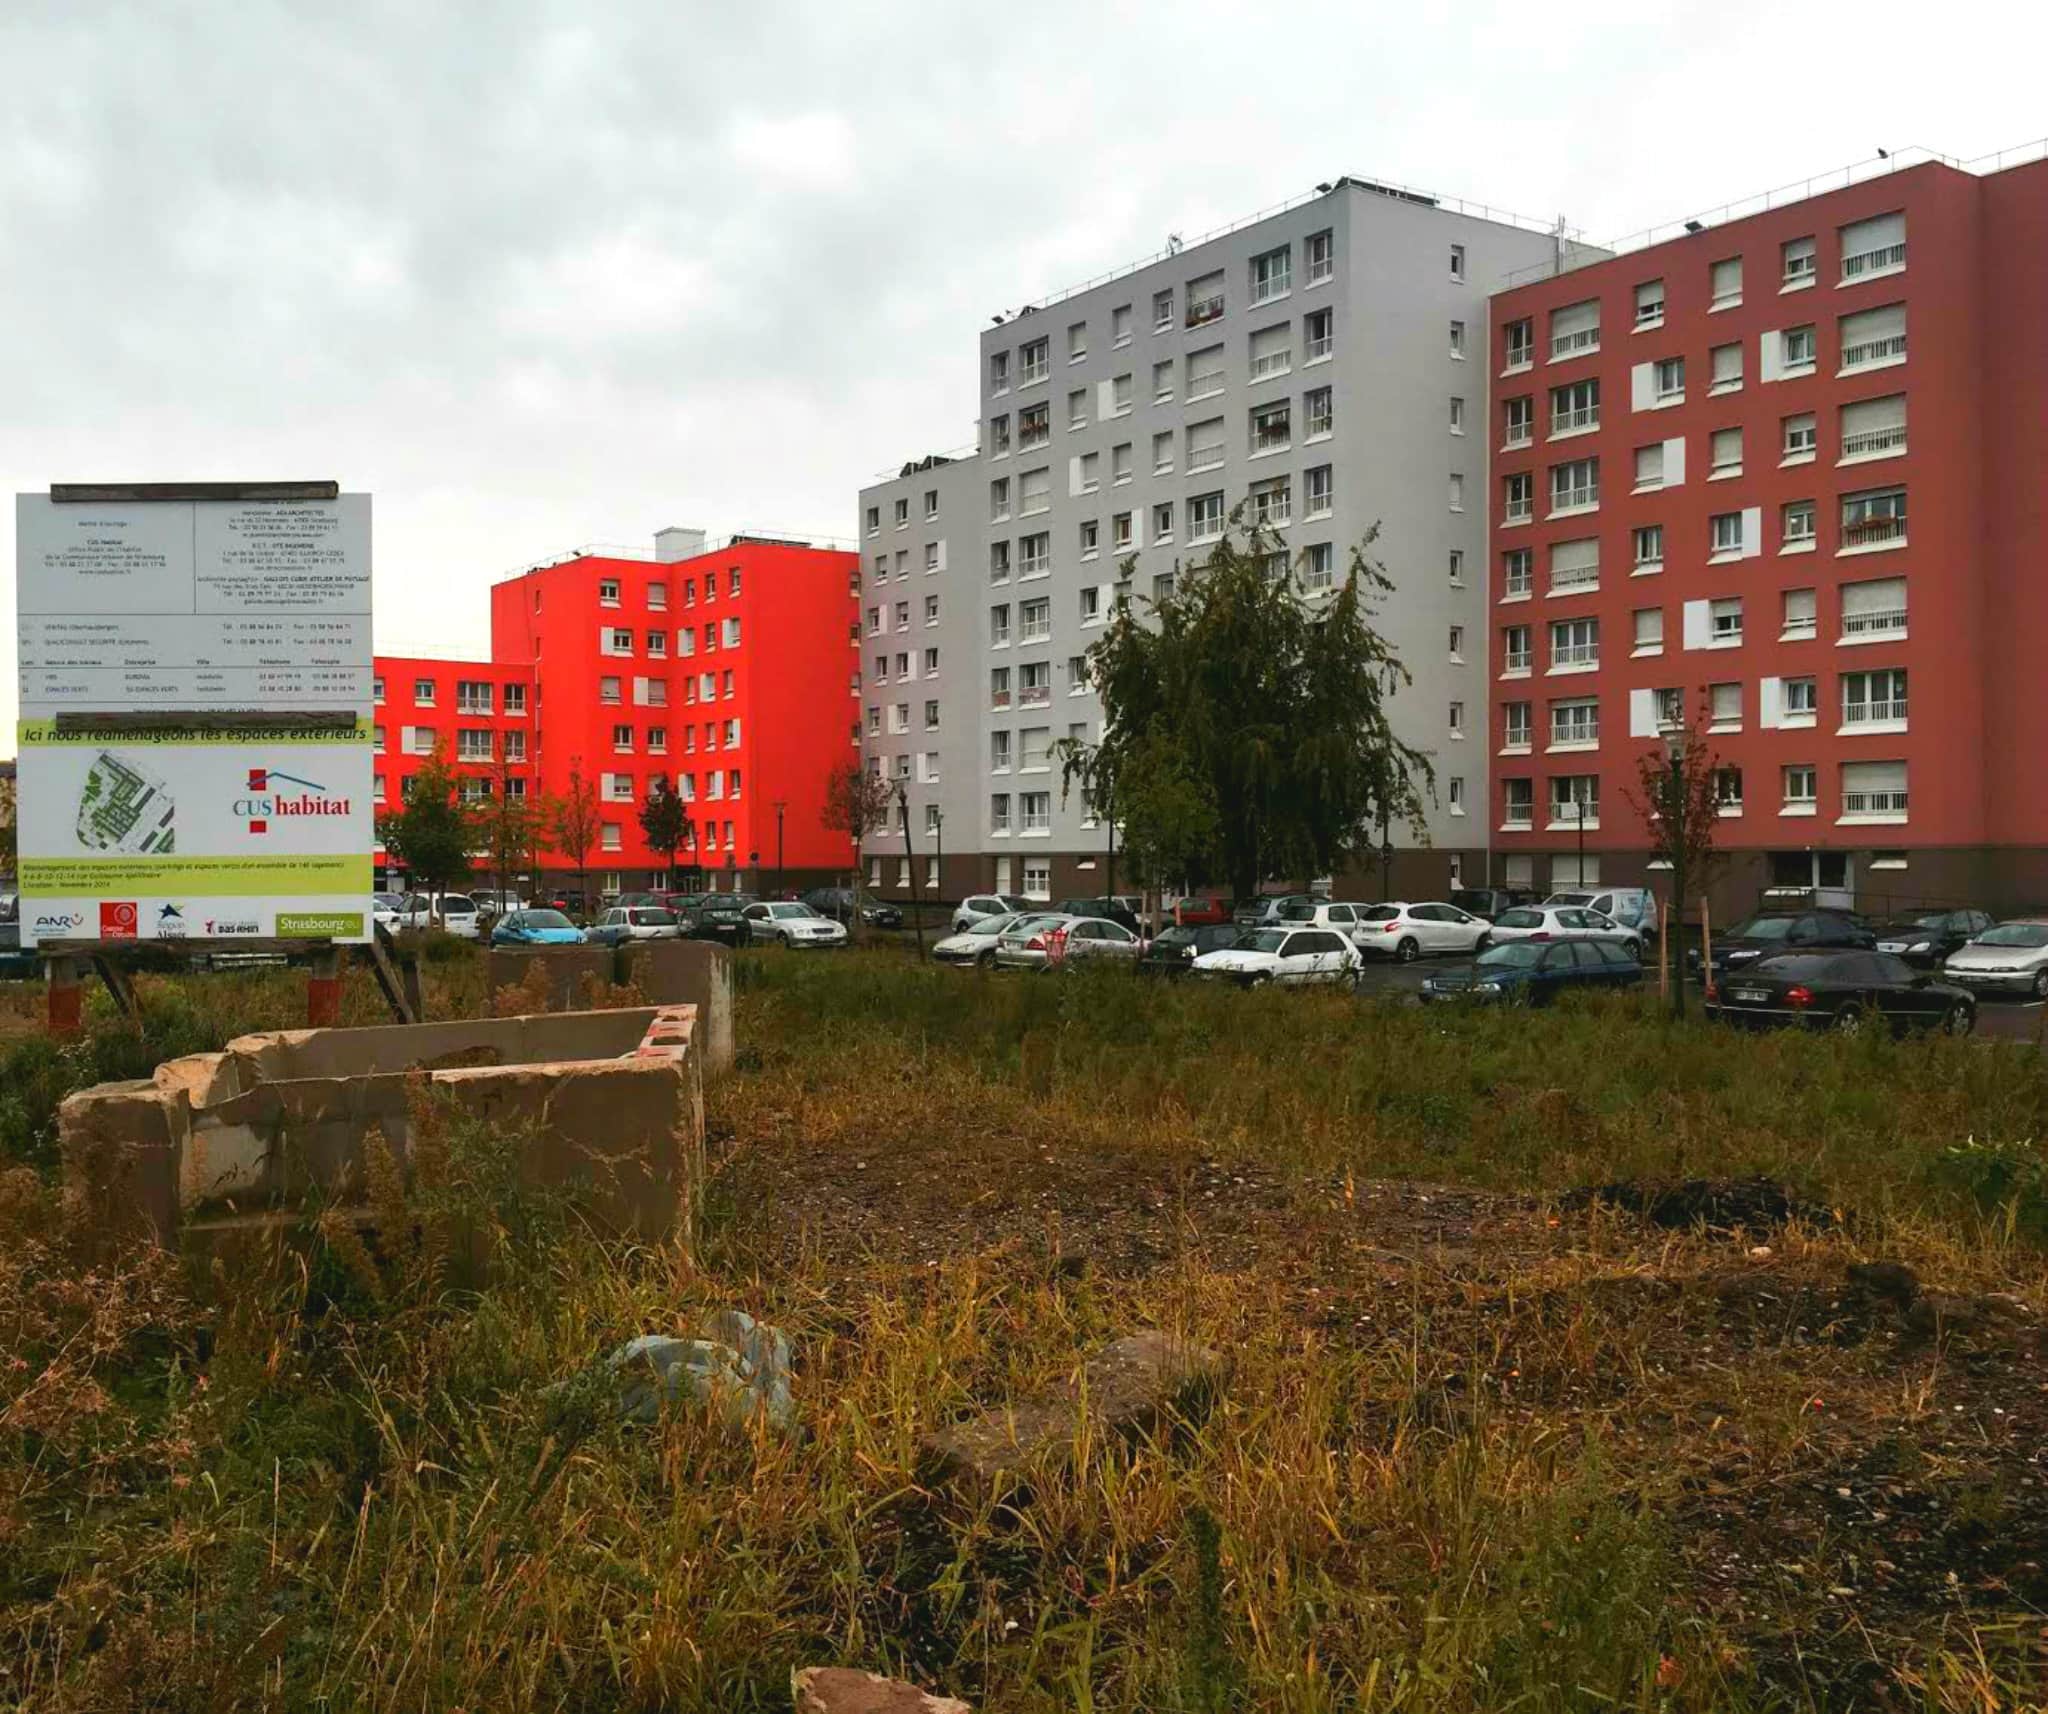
[[791, 1667, 971, 1713], [488, 941, 733, 1072], [61, 1005, 705, 1257], [920, 1330, 1224, 1490]]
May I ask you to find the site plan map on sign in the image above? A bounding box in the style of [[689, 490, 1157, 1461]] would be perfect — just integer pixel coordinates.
[[74, 749, 175, 854]]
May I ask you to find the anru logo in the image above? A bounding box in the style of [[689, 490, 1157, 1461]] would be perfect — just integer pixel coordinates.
[[34, 911, 85, 932], [234, 766, 352, 834]]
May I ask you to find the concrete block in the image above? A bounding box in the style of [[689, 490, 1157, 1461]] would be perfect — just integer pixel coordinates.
[[792, 1668, 971, 1713], [617, 940, 734, 1072]]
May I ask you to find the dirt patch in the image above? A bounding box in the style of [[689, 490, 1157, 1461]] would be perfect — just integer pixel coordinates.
[[1561, 1174, 1836, 1235]]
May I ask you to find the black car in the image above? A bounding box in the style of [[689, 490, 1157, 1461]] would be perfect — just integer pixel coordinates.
[[1449, 887, 1536, 923], [1056, 896, 1143, 935], [1137, 922, 1244, 977], [1421, 937, 1642, 1005], [683, 897, 753, 944], [1705, 950, 1975, 1036], [802, 887, 904, 929], [1688, 909, 1874, 982], [1872, 908, 1995, 967]]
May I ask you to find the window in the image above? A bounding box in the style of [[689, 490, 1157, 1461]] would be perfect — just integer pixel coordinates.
[[1448, 319, 1466, 358], [1078, 519, 1099, 561], [647, 630, 668, 658], [1152, 287, 1174, 333], [1840, 393, 1906, 461], [1111, 510, 1133, 550], [1249, 322, 1292, 379], [1020, 726, 1052, 772], [893, 601, 910, 633], [1653, 687, 1683, 731], [1840, 211, 1906, 280], [989, 792, 1011, 833], [1189, 491, 1224, 543], [1302, 543, 1335, 589], [1079, 584, 1102, 626], [865, 505, 881, 535], [1502, 624, 1532, 673], [456, 728, 493, 762], [1782, 236, 1817, 288], [503, 683, 526, 716], [1186, 269, 1225, 327], [411, 677, 438, 706], [1550, 300, 1599, 358], [456, 679, 493, 714], [1502, 547, 1533, 599], [1713, 768, 1744, 815], [1549, 537, 1598, 593], [1548, 775, 1599, 829], [990, 351, 1010, 394], [894, 497, 910, 528], [1654, 356, 1685, 402], [1187, 417, 1225, 472], [1634, 278, 1665, 328], [1633, 607, 1664, 655], [1783, 765, 1818, 811], [1710, 255, 1742, 309], [1550, 458, 1598, 513], [1067, 654, 1089, 692], [924, 698, 940, 731], [989, 540, 1011, 582], [1078, 450, 1100, 492], [1841, 575, 1907, 639], [1710, 426, 1743, 477], [923, 594, 940, 628], [1020, 337, 1049, 383], [1305, 307, 1333, 363], [1840, 302, 1907, 372], [1841, 485, 1906, 550], [1551, 378, 1599, 435], [1843, 668, 1908, 727], [1841, 760, 1908, 821], [1550, 697, 1599, 748], [1020, 597, 1051, 641], [989, 603, 1011, 646], [1710, 596, 1743, 646], [1251, 399, 1291, 453], [1018, 402, 1049, 449], [612, 722, 634, 751], [1021, 791, 1052, 833], [1448, 548, 1465, 584], [1633, 442, 1665, 492], [1111, 303, 1132, 347], [1304, 466, 1332, 518], [1448, 474, 1464, 513], [1250, 475, 1291, 528], [596, 579, 622, 609], [1708, 681, 1742, 731], [1152, 358, 1175, 404], [1782, 412, 1817, 462], [1068, 387, 1089, 431], [1306, 228, 1334, 284], [1781, 586, 1818, 638], [1502, 779, 1534, 827], [990, 412, 1011, 455], [1710, 511, 1745, 557], [1304, 387, 1332, 439], [1504, 396, 1534, 447], [1782, 676, 1819, 721], [1500, 701, 1532, 750], [1504, 471, 1534, 523], [1504, 317, 1534, 370], [1023, 857, 1051, 899], [1548, 617, 1598, 670], [1448, 625, 1465, 660], [1152, 499, 1175, 539], [600, 675, 622, 704], [1186, 342, 1225, 400], [1782, 325, 1817, 371], [1020, 466, 1050, 515], [1710, 342, 1742, 393], [1250, 244, 1291, 303], [1633, 525, 1664, 572], [990, 477, 1011, 521]]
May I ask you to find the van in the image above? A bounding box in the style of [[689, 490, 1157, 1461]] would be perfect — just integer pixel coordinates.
[[1541, 887, 1660, 936]]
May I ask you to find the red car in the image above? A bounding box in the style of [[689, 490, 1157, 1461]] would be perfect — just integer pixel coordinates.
[[1172, 895, 1232, 926]]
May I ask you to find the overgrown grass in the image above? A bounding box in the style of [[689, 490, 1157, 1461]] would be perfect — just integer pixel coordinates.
[[4, 951, 2046, 1710]]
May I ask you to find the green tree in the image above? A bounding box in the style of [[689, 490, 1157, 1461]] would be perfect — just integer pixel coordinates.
[[638, 782, 694, 890], [375, 746, 476, 914], [545, 759, 601, 920], [478, 755, 541, 906], [1058, 516, 1431, 904]]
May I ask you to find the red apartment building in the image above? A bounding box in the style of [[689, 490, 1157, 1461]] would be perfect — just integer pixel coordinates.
[[373, 531, 859, 898], [1487, 156, 2048, 918]]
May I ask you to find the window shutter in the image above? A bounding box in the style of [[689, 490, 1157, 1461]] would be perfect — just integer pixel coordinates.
[[1841, 577, 1906, 618]]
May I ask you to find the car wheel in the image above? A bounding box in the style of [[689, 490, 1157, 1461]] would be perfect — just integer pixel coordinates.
[[976, 949, 997, 970], [1474, 933, 1491, 953], [1831, 1003, 1866, 1036], [1623, 938, 1641, 960], [2033, 969, 2048, 1002], [1943, 1001, 1975, 1037], [1397, 938, 1420, 964], [1347, 967, 1363, 993]]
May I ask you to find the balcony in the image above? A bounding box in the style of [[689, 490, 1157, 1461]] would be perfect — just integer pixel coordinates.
[[1251, 269, 1291, 304], [1841, 607, 1908, 638], [1019, 356, 1048, 385], [1504, 340, 1534, 373], [1841, 241, 1907, 280], [990, 689, 1012, 710], [1843, 698, 1908, 725], [1504, 496, 1534, 525], [1502, 807, 1534, 830], [1504, 422, 1533, 450], [1550, 327, 1599, 360], [1018, 685, 1052, 708], [1550, 641, 1599, 668], [1305, 331, 1333, 362], [1841, 514, 1907, 550], [1185, 293, 1225, 328], [1842, 789, 1909, 816], [1249, 497, 1291, 529], [1549, 568, 1598, 594], [1550, 483, 1599, 514], [1550, 405, 1599, 436], [1841, 333, 1907, 370], [1840, 425, 1907, 461], [1502, 650, 1533, 675]]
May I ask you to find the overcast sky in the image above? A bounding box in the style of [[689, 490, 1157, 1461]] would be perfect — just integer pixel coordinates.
[[3, 0, 2042, 736]]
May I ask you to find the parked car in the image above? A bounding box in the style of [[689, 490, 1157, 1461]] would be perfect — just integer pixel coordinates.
[[0, 895, 34, 980], [802, 887, 903, 928], [1422, 937, 1643, 1005], [681, 897, 751, 945], [391, 893, 483, 938], [1233, 893, 1322, 928], [1169, 894, 1233, 927], [1689, 909, 1874, 982], [1270, 900, 1375, 942], [950, 892, 1032, 934], [1191, 926, 1362, 988], [490, 908, 586, 947], [372, 891, 407, 931], [470, 889, 527, 919], [1137, 922, 1246, 978], [1488, 904, 1641, 955], [992, 914, 1141, 973], [1942, 918, 2048, 1000], [588, 906, 684, 946], [1055, 896, 1143, 935], [742, 902, 850, 948], [932, 911, 1030, 967], [1873, 908, 1996, 967], [1449, 887, 1535, 923], [1542, 887, 1661, 937], [1706, 950, 1975, 1035], [1355, 901, 1490, 962]]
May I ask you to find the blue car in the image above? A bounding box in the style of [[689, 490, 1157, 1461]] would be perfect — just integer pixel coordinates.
[[1420, 937, 1642, 1005], [490, 908, 586, 947]]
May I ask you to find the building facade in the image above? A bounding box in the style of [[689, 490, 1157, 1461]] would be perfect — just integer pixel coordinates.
[[864, 177, 1581, 904], [371, 655, 536, 886], [1487, 155, 2048, 918]]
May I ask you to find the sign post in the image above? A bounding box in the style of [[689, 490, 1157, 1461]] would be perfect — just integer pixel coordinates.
[[14, 483, 374, 1032]]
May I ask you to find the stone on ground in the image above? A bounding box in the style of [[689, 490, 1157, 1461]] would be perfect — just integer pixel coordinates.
[[791, 1665, 971, 1712]]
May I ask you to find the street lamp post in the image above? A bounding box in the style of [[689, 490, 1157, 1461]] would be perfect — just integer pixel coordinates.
[[933, 807, 944, 912], [771, 798, 786, 898], [1665, 727, 1688, 1021], [1575, 797, 1587, 885], [893, 780, 927, 962]]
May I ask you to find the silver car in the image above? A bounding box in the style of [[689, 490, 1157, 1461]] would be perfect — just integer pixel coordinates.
[[992, 913, 1140, 973], [1943, 918, 2048, 1000], [932, 911, 1028, 967], [1489, 904, 1642, 956], [951, 892, 1032, 934], [742, 902, 850, 948]]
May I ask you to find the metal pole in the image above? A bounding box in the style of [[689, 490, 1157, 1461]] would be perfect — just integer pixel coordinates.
[[934, 809, 945, 913], [1577, 800, 1586, 885], [1670, 748, 1686, 1020], [897, 781, 927, 961], [772, 798, 786, 897]]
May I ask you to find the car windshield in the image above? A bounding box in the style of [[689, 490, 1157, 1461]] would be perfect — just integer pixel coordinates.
[[1005, 914, 1064, 936], [1975, 923, 2048, 948], [1496, 908, 1545, 928], [1546, 892, 1593, 908], [1732, 916, 1796, 941], [1359, 906, 1400, 923], [1894, 912, 1950, 930], [1278, 903, 1317, 921], [637, 910, 678, 926], [1240, 930, 1288, 953], [769, 904, 813, 919], [522, 910, 574, 931], [442, 897, 476, 914], [1450, 891, 1492, 912], [1476, 943, 1544, 969], [968, 914, 1022, 937]]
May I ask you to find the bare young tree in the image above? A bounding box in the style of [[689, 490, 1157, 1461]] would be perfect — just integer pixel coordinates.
[[544, 758, 602, 921], [821, 757, 896, 934]]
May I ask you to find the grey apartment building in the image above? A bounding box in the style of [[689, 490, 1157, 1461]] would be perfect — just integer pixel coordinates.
[[861, 177, 1587, 905]]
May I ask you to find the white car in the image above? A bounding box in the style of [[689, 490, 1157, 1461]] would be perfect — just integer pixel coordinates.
[[592, 905, 683, 943], [1943, 919, 2048, 1000], [392, 892, 482, 938], [1542, 888, 1661, 938], [1488, 904, 1642, 955], [1192, 926, 1361, 988], [1270, 900, 1375, 942], [741, 902, 849, 948], [951, 893, 1032, 934], [1355, 901, 1489, 962], [933, 911, 1028, 967]]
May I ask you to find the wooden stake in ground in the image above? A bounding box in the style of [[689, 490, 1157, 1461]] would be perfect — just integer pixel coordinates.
[[1658, 891, 1669, 1003], [1701, 895, 1714, 1001]]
